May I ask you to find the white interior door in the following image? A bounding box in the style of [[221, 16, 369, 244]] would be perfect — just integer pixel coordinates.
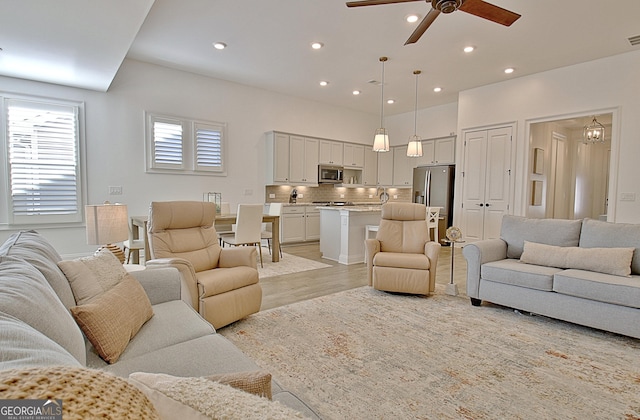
[[461, 126, 512, 241]]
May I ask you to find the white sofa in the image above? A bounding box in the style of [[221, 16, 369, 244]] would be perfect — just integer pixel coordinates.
[[0, 230, 318, 418], [463, 216, 640, 339]]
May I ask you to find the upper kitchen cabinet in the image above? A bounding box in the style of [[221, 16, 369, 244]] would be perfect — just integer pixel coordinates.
[[319, 140, 343, 166], [266, 132, 318, 185], [393, 146, 413, 187], [415, 136, 456, 166], [343, 144, 365, 168], [289, 136, 319, 184], [376, 149, 394, 186], [362, 147, 378, 186]]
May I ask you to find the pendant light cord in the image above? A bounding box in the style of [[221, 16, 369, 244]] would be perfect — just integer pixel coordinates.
[[413, 70, 420, 136], [379, 57, 387, 127]]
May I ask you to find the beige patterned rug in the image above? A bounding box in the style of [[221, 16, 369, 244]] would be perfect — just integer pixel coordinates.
[[221, 286, 640, 419], [257, 248, 331, 279]]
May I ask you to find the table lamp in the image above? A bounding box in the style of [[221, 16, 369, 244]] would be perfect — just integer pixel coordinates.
[[85, 202, 128, 263]]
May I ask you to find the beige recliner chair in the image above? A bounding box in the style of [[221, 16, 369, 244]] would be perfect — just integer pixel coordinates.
[[146, 201, 262, 329], [365, 202, 441, 295]]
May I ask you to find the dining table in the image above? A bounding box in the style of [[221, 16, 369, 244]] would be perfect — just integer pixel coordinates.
[[130, 213, 280, 264]]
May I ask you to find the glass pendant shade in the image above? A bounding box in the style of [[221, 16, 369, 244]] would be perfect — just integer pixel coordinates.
[[407, 135, 423, 157], [373, 128, 389, 152], [583, 116, 605, 144]]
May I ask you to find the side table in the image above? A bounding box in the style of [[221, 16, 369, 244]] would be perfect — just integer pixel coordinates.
[[441, 239, 464, 296]]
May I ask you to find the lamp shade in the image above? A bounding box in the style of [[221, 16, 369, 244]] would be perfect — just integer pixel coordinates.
[[85, 203, 128, 245], [407, 136, 423, 157], [373, 128, 389, 152]]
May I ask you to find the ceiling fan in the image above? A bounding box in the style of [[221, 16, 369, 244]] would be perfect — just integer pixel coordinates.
[[346, 0, 521, 45]]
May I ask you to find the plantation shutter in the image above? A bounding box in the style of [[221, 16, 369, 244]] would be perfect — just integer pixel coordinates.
[[7, 99, 81, 224], [152, 118, 184, 169], [195, 123, 224, 172]]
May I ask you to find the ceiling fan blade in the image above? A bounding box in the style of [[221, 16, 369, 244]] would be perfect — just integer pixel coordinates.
[[458, 0, 520, 26], [346, 0, 421, 7], [405, 8, 440, 45]]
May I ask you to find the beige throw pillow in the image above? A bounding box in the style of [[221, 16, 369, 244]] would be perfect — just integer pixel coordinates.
[[205, 370, 272, 400], [58, 249, 129, 305], [71, 275, 153, 363], [520, 241, 634, 277], [129, 372, 308, 420]]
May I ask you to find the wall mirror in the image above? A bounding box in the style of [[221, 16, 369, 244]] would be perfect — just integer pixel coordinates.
[[526, 113, 612, 221]]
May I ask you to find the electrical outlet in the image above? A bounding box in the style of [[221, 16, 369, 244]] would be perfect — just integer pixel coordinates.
[[621, 192, 636, 201], [298, 193, 303, 198], [269, 193, 276, 199], [368, 194, 373, 198], [340, 194, 345, 198], [244, 189, 253, 196], [109, 186, 122, 195], [393, 195, 398, 199]]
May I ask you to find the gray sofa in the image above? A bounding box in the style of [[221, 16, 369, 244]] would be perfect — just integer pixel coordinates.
[[463, 216, 640, 339], [0, 230, 318, 418]]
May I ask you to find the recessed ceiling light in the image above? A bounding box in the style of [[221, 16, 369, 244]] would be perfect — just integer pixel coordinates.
[[352, 90, 361, 95], [213, 42, 227, 50], [406, 14, 420, 23], [504, 67, 515, 74], [463, 46, 475, 53], [433, 87, 442, 93], [319, 81, 329, 86], [387, 99, 395, 104], [311, 42, 324, 50]]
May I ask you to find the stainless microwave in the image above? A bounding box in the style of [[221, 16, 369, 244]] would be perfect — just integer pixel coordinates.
[[318, 165, 344, 183]]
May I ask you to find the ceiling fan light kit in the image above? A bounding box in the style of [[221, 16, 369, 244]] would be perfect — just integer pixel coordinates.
[[346, 0, 520, 45]]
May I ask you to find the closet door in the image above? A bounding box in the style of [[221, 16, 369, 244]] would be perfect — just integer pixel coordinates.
[[462, 126, 512, 241]]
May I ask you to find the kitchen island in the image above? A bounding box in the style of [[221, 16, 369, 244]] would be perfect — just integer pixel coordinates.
[[319, 205, 381, 265]]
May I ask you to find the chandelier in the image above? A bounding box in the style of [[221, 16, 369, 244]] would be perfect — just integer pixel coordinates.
[[583, 116, 605, 144]]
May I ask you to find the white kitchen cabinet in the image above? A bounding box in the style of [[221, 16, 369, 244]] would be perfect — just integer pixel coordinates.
[[362, 147, 378, 186], [289, 136, 318, 184], [319, 140, 343, 165], [265, 132, 291, 183], [281, 205, 320, 243], [343, 144, 365, 168], [414, 136, 456, 166], [376, 150, 394, 186], [415, 141, 435, 166], [392, 146, 413, 186]]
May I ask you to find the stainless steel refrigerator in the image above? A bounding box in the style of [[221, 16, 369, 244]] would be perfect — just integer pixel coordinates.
[[412, 165, 455, 227]]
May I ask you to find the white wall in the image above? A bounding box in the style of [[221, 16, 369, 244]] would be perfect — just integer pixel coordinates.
[[386, 102, 458, 145], [455, 49, 640, 224], [0, 59, 377, 254]]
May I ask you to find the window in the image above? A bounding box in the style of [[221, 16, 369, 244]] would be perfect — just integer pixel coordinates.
[[145, 112, 226, 175], [1, 96, 84, 226]]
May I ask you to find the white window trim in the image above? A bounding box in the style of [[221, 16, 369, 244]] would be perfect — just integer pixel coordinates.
[[145, 111, 227, 176], [0, 93, 86, 228]]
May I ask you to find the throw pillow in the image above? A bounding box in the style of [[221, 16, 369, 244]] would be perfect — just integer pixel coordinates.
[[58, 248, 129, 305], [129, 372, 308, 420], [71, 275, 153, 363], [0, 366, 160, 419], [204, 370, 272, 399], [520, 241, 635, 277]]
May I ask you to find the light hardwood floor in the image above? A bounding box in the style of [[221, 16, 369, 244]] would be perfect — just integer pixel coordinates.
[[260, 242, 468, 311]]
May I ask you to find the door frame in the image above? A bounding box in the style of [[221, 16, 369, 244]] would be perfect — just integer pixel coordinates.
[[455, 121, 517, 239], [524, 107, 620, 221]]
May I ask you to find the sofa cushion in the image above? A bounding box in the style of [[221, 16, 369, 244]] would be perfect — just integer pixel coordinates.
[[579, 218, 640, 275], [553, 269, 640, 309], [521, 241, 634, 277], [500, 215, 583, 259], [128, 372, 306, 420], [481, 259, 560, 291], [0, 230, 76, 309], [0, 366, 160, 419], [205, 370, 273, 399], [58, 248, 130, 305], [0, 312, 82, 370], [0, 256, 86, 365], [71, 275, 153, 364]]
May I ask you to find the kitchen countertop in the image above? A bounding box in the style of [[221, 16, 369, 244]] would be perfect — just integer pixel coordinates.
[[316, 206, 381, 212]]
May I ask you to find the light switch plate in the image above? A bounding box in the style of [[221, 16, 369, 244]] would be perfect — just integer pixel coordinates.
[[621, 192, 636, 201], [269, 193, 275, 198]]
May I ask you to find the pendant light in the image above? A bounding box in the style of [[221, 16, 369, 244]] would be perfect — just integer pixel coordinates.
[[407, 70, 423, 157], [583, 116, 605, 144], [373, 56, 390, 152]]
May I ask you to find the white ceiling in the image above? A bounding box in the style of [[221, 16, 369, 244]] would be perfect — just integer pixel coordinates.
[[2, 0, 639, 116]]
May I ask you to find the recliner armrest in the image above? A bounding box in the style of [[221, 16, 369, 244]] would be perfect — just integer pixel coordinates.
[[424, 241, 441, 293], [146, 258, 198, 309], [364, 239, 380, 286], [219, 247, 258, 269]]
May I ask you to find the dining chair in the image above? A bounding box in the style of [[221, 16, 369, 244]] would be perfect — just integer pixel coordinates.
[[426, 207, 440, 242], [261, 203, 283, 258], [219, 204, 264, 268], [122, 218, 146, 264], [216, 201, 234, 245]]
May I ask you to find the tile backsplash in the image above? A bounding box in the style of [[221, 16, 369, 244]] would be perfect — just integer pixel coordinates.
[[265, 184, 411, 204]]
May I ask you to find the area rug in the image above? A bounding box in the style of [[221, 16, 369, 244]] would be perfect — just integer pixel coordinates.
[[257, 248, 331, 279], [221, 286, 640, 419]]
